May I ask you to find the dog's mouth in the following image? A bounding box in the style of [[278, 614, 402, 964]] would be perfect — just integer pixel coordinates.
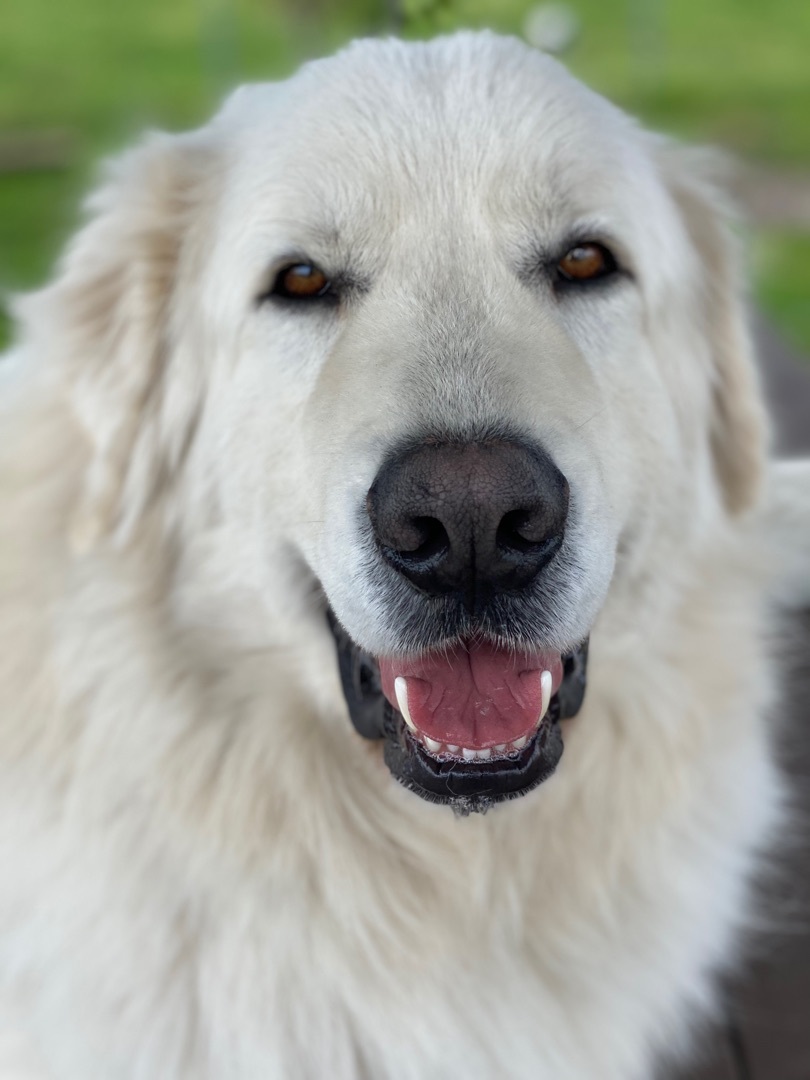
[[327, 611, 588, 814]]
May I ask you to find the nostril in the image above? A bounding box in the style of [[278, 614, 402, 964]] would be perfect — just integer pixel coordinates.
[[382, 516, 450, 568], [496, 508, 556, 554], [495, 505, 565, 584], [497, 508, 531, 553]]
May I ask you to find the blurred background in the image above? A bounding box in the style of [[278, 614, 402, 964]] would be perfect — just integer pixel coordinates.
[[1, 0, 809, 356]]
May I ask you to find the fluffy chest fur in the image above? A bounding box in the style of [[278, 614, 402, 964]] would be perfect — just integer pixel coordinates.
[[0, 450, 781, 1078]]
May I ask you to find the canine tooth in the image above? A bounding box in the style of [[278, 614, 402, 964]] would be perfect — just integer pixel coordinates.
[[424, 736, 442, 754], [493, 743, 507, 753], [512, 735, 528, 751], [447, 744, 460, 753], [477, 748, 492, 761], [394, 677, 416, 733], [538, 670, 553, 725], [462, 747, 477, 761]]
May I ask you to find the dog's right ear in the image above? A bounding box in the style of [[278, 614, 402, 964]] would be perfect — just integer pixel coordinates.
[[14, 131, 215, 550]]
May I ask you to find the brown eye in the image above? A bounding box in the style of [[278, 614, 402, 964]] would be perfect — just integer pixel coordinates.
[[272, 262, 331, 300], [556, 242, 617, 283]]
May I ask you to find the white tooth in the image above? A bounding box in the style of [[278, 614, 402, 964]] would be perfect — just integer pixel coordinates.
[[493, 743, 507, 753], [462, 747, 477, 761], [512, 735, 528, 751], [394, 677, 416, 733], [477, 748, 492, 761], [424, 736, 442, 754], [538, 670, 553, 725], [447, 744, 460, 753]]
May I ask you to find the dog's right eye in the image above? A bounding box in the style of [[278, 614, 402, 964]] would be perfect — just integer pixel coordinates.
[[269, 262, 334, 302], [556, 242, 617, 285]]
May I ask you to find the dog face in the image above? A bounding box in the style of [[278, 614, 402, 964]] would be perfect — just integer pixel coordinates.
[[23, 33, 766, 810]]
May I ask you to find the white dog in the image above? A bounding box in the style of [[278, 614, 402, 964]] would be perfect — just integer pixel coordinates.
[[1, 31, 809, 1080]]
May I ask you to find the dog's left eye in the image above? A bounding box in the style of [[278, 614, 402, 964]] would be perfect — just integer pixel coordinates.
[[556, 242, 617, 284], [270, 262, 333, 301]]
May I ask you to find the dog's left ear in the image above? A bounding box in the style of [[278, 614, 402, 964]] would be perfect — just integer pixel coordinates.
[[657, 145, 768, 516], [15, 131, 215, 549]]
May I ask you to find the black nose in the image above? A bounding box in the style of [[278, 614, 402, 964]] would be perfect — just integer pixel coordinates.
[[367, 439, 569, 612]]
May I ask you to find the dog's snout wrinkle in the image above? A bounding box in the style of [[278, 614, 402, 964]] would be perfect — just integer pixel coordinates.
[[367, 440, 569, 614]]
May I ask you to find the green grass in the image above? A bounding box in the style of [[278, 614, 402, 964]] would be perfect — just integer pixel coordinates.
[[1, 0, 808, 352], [754, 232, 810, 355]]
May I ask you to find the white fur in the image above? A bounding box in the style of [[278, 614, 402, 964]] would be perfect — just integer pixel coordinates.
[[1, 32, 808, 1080]]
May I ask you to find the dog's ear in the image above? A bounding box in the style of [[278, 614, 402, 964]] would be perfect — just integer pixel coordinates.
[[657, 145, 768, 516], [15, 131, 215, 550]]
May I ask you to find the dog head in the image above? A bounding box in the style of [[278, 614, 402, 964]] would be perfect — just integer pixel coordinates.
[[19, 33, 767, 812]]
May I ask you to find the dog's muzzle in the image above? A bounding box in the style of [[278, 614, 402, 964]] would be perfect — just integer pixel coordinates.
[[327, 609, 588, 815]]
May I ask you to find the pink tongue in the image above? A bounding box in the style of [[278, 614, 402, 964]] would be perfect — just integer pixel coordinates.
[[379, 643, 563, 749]]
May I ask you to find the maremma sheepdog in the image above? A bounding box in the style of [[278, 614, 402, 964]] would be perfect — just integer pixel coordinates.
[[1, 30, 809, 1080]]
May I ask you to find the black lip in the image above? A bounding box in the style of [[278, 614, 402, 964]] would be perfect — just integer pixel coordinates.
[[383, 707, 564, 815], [327, 609, 589, 814]]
